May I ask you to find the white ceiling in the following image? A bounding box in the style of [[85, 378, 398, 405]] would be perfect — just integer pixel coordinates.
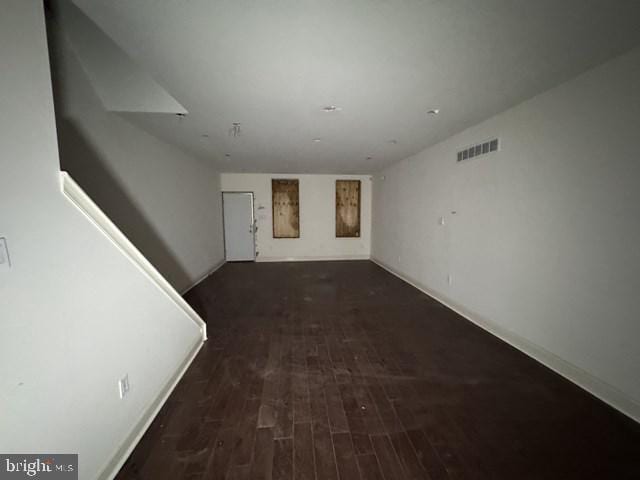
[[69, 0, 640, 174]]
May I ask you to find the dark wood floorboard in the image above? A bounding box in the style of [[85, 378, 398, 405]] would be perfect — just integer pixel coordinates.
[[332, 433, 361, 480], [116, 261, 640, 480]]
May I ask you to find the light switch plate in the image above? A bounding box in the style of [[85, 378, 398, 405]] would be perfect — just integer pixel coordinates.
[[0, 237, 10, 269]]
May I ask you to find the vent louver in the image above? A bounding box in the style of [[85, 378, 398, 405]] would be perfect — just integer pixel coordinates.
[[457, 138, 499, 162]]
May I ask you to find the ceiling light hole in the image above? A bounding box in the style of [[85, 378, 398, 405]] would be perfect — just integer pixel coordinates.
[[427, 109, 440, 115], [322, 105, 341, 112]]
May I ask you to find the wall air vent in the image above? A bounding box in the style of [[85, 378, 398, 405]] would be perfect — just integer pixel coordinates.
[[457, 138, 499, 162]]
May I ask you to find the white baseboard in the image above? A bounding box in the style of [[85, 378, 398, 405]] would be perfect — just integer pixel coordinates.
[[371, 257, 640, 424], [256, 255, 370, 263], [98, 337, 205, 480], [181, 259, 226, 295]]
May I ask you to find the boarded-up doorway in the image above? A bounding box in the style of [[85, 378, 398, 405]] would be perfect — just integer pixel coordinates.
[[336, 180, 361, 237], [272, 179, 300, 238]]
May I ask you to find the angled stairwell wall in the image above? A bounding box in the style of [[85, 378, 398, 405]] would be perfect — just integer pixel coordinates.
[[47, 0, 225, 293], [0, 3, 207, 479]]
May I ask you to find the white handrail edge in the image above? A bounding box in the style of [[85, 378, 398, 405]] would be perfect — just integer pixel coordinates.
[[59, 171, 207, 341]]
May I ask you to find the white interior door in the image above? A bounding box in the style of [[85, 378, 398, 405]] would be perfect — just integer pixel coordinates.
[[223, 192, 256, 261]]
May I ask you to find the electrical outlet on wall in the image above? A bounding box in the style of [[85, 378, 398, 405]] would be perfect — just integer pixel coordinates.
[[118, 374, 130, 399]]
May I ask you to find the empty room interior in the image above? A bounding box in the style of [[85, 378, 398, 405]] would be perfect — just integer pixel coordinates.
[[3, 0, 640, 479]]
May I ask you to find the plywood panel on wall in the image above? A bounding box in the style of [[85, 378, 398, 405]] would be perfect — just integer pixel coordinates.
[[272, 179, 300, 238], [336, 180, 361, 237]]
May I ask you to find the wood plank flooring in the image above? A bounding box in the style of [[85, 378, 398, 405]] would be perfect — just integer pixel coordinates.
[[115, 261, 640, 480]]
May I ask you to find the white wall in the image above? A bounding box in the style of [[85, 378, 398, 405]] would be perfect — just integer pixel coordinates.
[[49, 17, 224, 293], [0, 3, 204, 479], [54, 0, 187, 115], [372, 47, 640, 421], [221, 173, 371, 261]]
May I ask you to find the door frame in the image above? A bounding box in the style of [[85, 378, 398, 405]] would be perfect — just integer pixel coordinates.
[[222, 191, 256, 262]]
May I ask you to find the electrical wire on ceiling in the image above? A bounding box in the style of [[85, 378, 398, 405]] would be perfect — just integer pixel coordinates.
[[229, 122, 241, 137]]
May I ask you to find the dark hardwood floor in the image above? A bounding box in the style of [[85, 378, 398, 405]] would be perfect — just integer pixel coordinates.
[[116, 260, 640, 479]]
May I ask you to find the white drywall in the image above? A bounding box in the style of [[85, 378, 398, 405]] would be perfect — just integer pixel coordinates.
[[372, 47, 640, 421], [221, 173, 371, 261], [0, 3, 204, 479], [54, 1, 187, 114], [49, 18, 224, 293]]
